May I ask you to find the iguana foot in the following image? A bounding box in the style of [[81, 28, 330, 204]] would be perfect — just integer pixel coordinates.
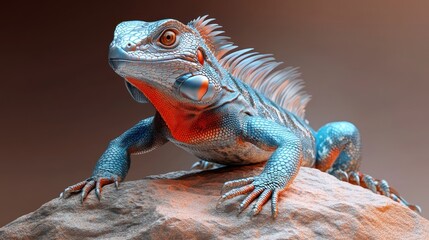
[[328, 169, 421, 214], [191, 160, 225, 170], [60, 173, 121, 202], [218, 176, 283, 218], [334, 170, 421, 214], [328, 169, 390, 196]]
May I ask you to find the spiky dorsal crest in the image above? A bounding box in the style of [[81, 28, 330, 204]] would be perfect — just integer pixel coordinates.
[[188, 15, 236, 59], [188, 15, 311, 118]]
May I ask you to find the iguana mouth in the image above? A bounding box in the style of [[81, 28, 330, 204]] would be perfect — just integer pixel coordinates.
[[108, 57, 197, 73], [108, 57, 195, 63], [109, 45, 197, 70]]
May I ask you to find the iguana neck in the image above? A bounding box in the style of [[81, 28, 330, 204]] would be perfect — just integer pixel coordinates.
[[126, 77, 222, 143]]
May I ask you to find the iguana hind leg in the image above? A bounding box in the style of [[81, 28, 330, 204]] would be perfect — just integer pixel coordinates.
[[315, 121, 421, 214], [315, 121, 362, 173], [315, 122, 385, 194]]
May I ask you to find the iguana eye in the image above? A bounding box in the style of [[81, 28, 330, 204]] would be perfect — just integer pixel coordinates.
[[159, 30, 176, 47]]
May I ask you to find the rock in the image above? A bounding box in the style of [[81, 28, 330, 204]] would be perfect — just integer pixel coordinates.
[[1, 165, 428, 239]]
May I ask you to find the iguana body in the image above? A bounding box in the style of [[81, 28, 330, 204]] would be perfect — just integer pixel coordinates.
[[61, 16, 420, 216]]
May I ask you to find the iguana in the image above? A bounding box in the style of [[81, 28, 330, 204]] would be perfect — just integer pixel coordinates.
[[60, 15, 421, 217]]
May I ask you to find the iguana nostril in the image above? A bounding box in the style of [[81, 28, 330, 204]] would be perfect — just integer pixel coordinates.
[[125, 43, 136, 51]]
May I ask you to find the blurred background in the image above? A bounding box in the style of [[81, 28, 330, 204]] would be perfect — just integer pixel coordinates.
[[1, 1, 428, 225]]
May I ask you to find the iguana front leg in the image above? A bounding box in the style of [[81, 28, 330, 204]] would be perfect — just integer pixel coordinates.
[[60, 115, 167, 201], [218, 117, 303, 218]]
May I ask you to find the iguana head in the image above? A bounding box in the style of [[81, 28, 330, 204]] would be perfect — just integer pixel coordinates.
[[108, 16, 311, 128], [108, 17, 229, 109]]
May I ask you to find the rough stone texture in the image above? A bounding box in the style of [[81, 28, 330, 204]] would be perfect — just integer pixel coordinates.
[[1, 165, 428, 240]]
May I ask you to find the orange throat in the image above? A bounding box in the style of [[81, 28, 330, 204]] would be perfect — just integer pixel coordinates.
[[125, 77, 219, 143]]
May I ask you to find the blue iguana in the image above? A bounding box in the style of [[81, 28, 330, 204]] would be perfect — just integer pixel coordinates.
[[60, 16, 420, 217]]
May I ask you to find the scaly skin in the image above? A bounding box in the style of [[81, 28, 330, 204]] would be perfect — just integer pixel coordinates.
[[61, 16, 421, 216]]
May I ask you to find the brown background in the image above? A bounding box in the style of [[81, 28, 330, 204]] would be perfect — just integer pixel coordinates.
[[1, 1, 428, 225]]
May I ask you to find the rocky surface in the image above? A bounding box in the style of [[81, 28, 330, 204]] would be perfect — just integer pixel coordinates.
[[1, 164, 428, 239]]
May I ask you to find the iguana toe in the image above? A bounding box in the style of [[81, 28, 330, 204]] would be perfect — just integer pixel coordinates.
[[328, 168, 349, 182], [348, 171, 360, 185], [376, 179, 390, 198], [95, 177, 117, 200], [271, 189, 281, 218], [218, 184, 255, 205], [252, 189, 273, 216], [362, 174, 378, 193], [81, 180, 96, 202], [238, 188, 264, 215], [60, 180, 88, 199], [220, 177, 254, 194]]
